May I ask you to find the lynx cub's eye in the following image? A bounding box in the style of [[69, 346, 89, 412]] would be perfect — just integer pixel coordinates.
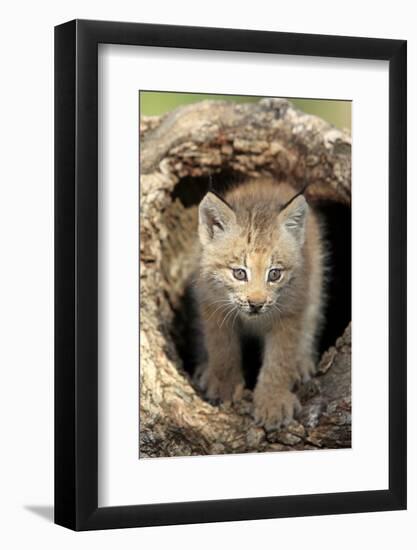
[[268, 268, 282, 282], [232, 268, 247, 281]]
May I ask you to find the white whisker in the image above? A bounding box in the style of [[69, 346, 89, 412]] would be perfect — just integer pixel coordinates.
[[218, 305, 236, 328], [217, 304, 234, 328], [231, 308, 240, 331], [206, 303, 231, 321], [225, 306, 238, 329]]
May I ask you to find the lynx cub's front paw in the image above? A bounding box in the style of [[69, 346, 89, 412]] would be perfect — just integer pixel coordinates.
[[194, 363, 244, 404], [253, 386, 301, 430], [296, 357, 316, 383]]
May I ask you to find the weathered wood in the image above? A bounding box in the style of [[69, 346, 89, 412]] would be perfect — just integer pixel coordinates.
[[139, 98, 351, 458]]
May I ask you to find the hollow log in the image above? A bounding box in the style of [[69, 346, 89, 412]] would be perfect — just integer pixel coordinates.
[[139, 98, 351, 458]]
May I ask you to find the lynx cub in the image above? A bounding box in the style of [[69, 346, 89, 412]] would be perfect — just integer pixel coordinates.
[[194, 178, 325, 430]]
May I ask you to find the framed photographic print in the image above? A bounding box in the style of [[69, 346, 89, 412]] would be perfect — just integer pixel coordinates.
[[55, 19, 407, 530]]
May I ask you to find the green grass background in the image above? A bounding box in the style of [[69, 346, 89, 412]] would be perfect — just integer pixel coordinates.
[[140, 92, 351, 131]]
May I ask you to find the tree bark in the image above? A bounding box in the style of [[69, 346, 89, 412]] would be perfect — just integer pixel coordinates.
[[139, 98, 351, 458]]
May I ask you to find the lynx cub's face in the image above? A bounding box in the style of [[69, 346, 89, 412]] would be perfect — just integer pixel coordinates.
[[198, 184, 308, 321]]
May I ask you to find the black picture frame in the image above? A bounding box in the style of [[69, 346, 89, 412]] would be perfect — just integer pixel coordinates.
[[55, 19, 407, 531]]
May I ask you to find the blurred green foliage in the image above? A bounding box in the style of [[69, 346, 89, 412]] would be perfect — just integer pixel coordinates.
[[140, 92, 351, 131]]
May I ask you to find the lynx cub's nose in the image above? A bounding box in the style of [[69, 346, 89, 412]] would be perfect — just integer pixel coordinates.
[[248, 301, 264, 314]]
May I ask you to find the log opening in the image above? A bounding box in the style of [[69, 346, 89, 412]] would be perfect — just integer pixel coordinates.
[[166, 173, 351, 387]]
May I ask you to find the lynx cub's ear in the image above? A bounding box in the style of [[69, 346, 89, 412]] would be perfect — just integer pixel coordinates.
[[279, 195, 308, 241], [198, 192, 236, 245]]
